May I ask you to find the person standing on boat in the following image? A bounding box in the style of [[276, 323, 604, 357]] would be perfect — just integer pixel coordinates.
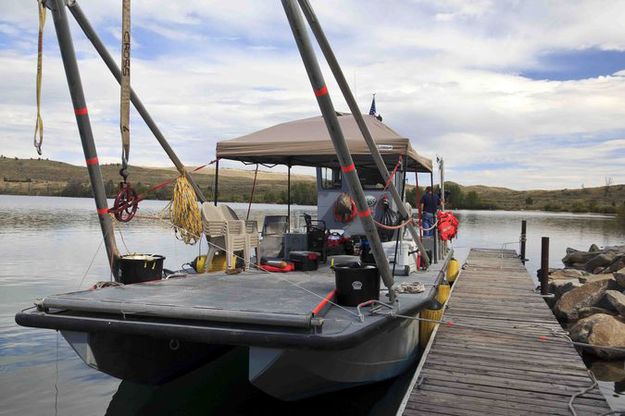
[[419, 186, 440, 237]]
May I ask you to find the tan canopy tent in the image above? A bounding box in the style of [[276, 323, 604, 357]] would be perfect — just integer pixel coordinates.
[[216, 113, 432, 172]]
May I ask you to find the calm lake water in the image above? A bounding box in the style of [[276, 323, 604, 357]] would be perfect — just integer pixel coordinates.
[[1, 195, 624, 415]]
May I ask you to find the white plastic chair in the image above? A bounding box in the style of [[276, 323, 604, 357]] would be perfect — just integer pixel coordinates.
[[201, 203, 249, 270], [218, 205, 261, 265]]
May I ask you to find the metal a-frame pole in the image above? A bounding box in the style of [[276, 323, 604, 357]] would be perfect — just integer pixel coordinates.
[[67, 1, 206, 203], [282, 0, 396, 300], [296, 0, 430, 268], [47, 0, 120, 279]]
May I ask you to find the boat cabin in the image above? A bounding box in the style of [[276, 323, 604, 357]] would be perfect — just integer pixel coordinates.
[[216, 112, 442, 266]]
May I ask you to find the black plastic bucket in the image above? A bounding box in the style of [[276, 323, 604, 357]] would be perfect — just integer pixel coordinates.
[[334, 265, 380, 307], [119, 254, 165, 284]]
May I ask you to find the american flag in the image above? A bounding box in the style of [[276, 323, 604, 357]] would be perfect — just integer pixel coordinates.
[[369, 94, 376, 116]]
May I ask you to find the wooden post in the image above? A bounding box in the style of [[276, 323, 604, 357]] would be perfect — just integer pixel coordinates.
[[520, 220, 527, 264], [540, 236, 549, 295]]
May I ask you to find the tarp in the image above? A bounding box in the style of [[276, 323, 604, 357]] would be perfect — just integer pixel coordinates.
[[216, 113, 432, 172]]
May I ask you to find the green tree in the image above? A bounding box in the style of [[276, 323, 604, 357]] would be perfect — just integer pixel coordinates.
[[465, 191, 480, 209]]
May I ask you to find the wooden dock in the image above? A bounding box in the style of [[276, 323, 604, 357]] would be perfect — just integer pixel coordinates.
[[398, 248, 611, 416]]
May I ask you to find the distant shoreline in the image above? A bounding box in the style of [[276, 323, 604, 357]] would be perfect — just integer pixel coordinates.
[[1, 156, 624, 219]]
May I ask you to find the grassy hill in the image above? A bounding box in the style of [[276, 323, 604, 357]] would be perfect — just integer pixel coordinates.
[[453, 182, 625, 214], [0, 156, 315, 204], [2, 157, 624, 216]]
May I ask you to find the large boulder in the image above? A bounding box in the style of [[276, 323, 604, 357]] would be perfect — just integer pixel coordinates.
[[549, 279, 582, 300], [554, 278, 617, 321], [549, 269, 588, 280], [584, 252, 617, 272], [606, 290, 625, 317], [578, 307, 617, 320], [562, 249, 597, 267], [579, 273, 616, 284], [616, 268, 625, 288], [607, 256, 625, 273], [569, 314, 625, 359]]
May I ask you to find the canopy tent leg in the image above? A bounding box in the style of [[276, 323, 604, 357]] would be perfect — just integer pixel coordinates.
[[296, 0, 430, 268], [67, 1, 206, 203], [282, 0, 396, 300], [214, 159, 220, 206], [287, 163, 291, 232], [391, 154, 408, 276], [416, 172, 422, 241], [48, 0, 120, 279]]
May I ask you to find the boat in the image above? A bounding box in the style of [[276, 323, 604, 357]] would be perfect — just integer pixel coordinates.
[[16, 0, 456, 401]]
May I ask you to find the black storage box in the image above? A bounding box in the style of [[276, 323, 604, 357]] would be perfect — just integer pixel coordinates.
[[334, 265, 380, 307], [288, 251, 319, 271], [119, 254, 165, 284]]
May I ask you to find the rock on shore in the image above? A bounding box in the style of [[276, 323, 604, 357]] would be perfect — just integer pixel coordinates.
[[569, 314, 625, 359], [554, 279, 617, 321], [548, 244, 625, 360]]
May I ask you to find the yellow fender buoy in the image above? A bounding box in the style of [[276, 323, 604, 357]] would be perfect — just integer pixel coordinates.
[[436, 280, 451, 304], [447, 258, 460, 282], [419, 298, 444, 348]]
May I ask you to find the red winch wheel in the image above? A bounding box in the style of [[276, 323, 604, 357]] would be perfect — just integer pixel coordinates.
[[111, 183, 139, 222]]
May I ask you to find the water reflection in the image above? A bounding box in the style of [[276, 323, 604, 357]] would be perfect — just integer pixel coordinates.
[[105, 347, 414, 416], [1, 196, 625, 415]]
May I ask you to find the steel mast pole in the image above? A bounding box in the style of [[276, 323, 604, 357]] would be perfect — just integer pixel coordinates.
[[439, 157, 445, 211], [296, 0, 430, 267], [282, 0, 396, 299], [48, 0, 120, 279], [67, 1, 206, 203]]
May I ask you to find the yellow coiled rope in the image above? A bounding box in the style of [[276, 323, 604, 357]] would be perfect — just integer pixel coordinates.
[[167, 175, 202, 245]]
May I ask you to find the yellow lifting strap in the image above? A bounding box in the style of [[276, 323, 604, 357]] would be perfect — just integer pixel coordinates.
[[120, 0, 131, 168], [33, 0, 46, 155]]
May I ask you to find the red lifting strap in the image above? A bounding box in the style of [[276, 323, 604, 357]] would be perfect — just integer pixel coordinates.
[[383, 155, 403, 190]]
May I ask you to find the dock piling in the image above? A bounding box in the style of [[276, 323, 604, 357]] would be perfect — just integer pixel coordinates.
[[540, 236, 549, 295], [520, 220, 527, 264]]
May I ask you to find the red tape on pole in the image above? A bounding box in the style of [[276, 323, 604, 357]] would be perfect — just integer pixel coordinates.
[[86, 157, 98, 165], [96, 207, 109, 215], [74, 107, 88, 116], [314, 85, 328, 97], [341, 163, 355, 173]]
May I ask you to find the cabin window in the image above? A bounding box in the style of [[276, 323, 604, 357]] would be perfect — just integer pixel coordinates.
[[359, 168, 387, 189], [320, 167, 342, 189]]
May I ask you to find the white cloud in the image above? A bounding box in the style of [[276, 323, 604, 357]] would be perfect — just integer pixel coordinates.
[[1, 1, 625, 190]]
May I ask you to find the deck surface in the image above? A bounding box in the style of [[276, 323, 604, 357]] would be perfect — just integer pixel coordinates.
[[36, 254, 446, 333], [399, 248, 611, 416]]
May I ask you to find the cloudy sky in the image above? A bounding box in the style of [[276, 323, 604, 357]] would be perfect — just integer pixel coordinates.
[[1, 0, 625, 189]]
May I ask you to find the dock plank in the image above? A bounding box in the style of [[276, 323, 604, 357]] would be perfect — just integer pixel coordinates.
[[398, 248, 611, 415]]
